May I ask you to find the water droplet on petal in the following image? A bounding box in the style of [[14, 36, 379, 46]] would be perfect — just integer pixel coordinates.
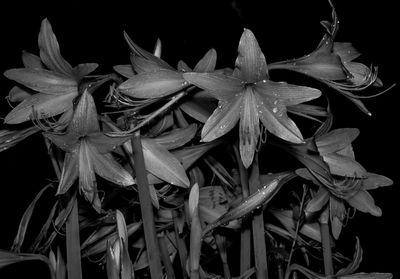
[[262, 79, 267, 83], [273, 100, 278, 105], [272, 107, 278, 113]]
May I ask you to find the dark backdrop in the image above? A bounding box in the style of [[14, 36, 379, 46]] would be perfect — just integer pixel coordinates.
[[0, 1, 398, 278]]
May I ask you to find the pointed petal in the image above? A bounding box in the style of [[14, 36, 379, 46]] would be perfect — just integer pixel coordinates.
[[177, 60, 192, 72], [44, 132, 79, 152], [69, 90, 99, 135], [183, 72, 243, 100], [4, 68, 77, 95], [118, 69, 186, 98], [233, 29, 268, 82], [362, 173, 393, 190], [153, 124, 198, 150], [347, 190, 382, 216], [58, 149, 79, 194], [73, 63, 99, 78], [7, 86, 33, 103], [173, 141, 221, 170], [254, 80, 321, 106], [256, 93, 304, 143], [333, 42, 361, 63], [329, 197, 345, 239], [322, 153, 367, 177], [305, 187, 329, 213], [345, 62, 372, 86], [142, 138, 190, 187], [4, 92, 75, 124], [22, 51, 43, 69], [88, 132, 131, 154], [130, 55, 167, 73], [201, 94, 241, 142], [239, 88, 260, 168], [180, 92, 215, 123], [38, 18, 74, 77], [316, 128, 359, 155], [113, 64, 135, 78], [123, 31, 174, 70], [194, 48, 217, 73]]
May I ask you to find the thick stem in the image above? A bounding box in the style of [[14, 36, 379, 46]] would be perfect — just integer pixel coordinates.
[[131, 131, 163, 279], [319, 207, 334, 276], [249, 155, 268, 279], [172, 209, 189, 279], [65, 192, 82, 279], [233, 145, 251, 274]]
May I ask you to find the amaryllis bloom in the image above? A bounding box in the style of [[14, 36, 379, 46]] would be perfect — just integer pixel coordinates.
[[296, 128, 393, 238], [45, 86, 134, 212], [183, 29, 321, 167], [3, 18, 98, 125]]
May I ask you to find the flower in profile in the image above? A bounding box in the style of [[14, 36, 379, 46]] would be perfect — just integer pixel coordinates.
[[295, 128, 393, 238], [45, 84, 134, 212], [183, 29, 321, 167], [3, 18, 98, 125], [268, 2, 387, 115]]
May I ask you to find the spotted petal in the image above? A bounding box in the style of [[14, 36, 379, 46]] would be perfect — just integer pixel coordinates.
[[233, 29, 268, 83]]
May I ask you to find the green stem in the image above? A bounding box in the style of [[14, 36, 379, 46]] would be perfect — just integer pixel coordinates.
[[233, 145, 251, 275], [249, 155, 268, 279], [172, 209, 189, 279], [43, 136, 61, 180], [158, 232, 176, 279], [320, 207, 333, 276], [131, 131, 163, 279], [65, 191, 82, 279]]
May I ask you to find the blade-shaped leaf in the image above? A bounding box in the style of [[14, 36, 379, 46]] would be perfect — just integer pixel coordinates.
[[142, 138, 189, 187], [118, 69, 186, 98]]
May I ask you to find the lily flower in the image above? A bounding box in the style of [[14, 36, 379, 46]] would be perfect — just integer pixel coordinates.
[[268, 2, 387, 115], [183, 28, 321, 167], [294, 128, 393, 238], [3, 18, 98, 125], [44, 82, 134, 212]]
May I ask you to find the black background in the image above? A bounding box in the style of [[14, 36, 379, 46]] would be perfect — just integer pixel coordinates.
[[0, 1, 398, 278]]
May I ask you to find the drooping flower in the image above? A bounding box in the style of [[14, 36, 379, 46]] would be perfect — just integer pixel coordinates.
[[183, 29, 321, 167], [3, 18, 98, 125], [294, 128, 393, 238], [45, 84, 134, 212]]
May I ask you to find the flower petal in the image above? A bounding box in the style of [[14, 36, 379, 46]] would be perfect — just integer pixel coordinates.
[[316, 128, 359, 155], [7, 86, 33, 103], [239, 88, 260, 168], [180, 92, 215, 123], [153, 124, 198, 150], [69, 90, 99, 135], [89, 143, 134, 186], [254, 80, 321, 106], [362, 173, 393, 190], [113, 65, 135, 78], [256, 93, 304, 143], [142, 138, 190, 187], [322, 153, 367, 178], [4, 68, 77, 95], [44, 132, 79, 152], [87, 133, 130, 154], [329, 197, 346, 239], [233, 29, 268, 82], [346, 190, 382, 216], [73, 63, 99, 78], [305, 187, 329, 213], [183, 72, 243, 100], [4, 92, 76, 124], [38, 18, 74, 77], [22, 51, 43, 69], [333, 42, 361, 63], [118, 69, 186, 98], [177, 60, 192, 72], [201, 94, 242, 142], [173, 141, 221, 170], [193, 48, 217, 73], [130, 55, 167, 73], [58, 149, 79, 194]]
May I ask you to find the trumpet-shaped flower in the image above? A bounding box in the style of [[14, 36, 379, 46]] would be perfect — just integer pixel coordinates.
[[45, 86, 134, 212], [183, 29, 321, 167], [3, 18, 98, 125]]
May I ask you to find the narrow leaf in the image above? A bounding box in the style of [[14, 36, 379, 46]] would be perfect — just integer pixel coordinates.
[[66, 194, 82, 279]]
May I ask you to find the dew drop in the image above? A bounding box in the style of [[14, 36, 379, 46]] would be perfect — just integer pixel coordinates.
[[273, 100, 278, 105], [262, 79, 267, 83], [272, 107, 278, 113]]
